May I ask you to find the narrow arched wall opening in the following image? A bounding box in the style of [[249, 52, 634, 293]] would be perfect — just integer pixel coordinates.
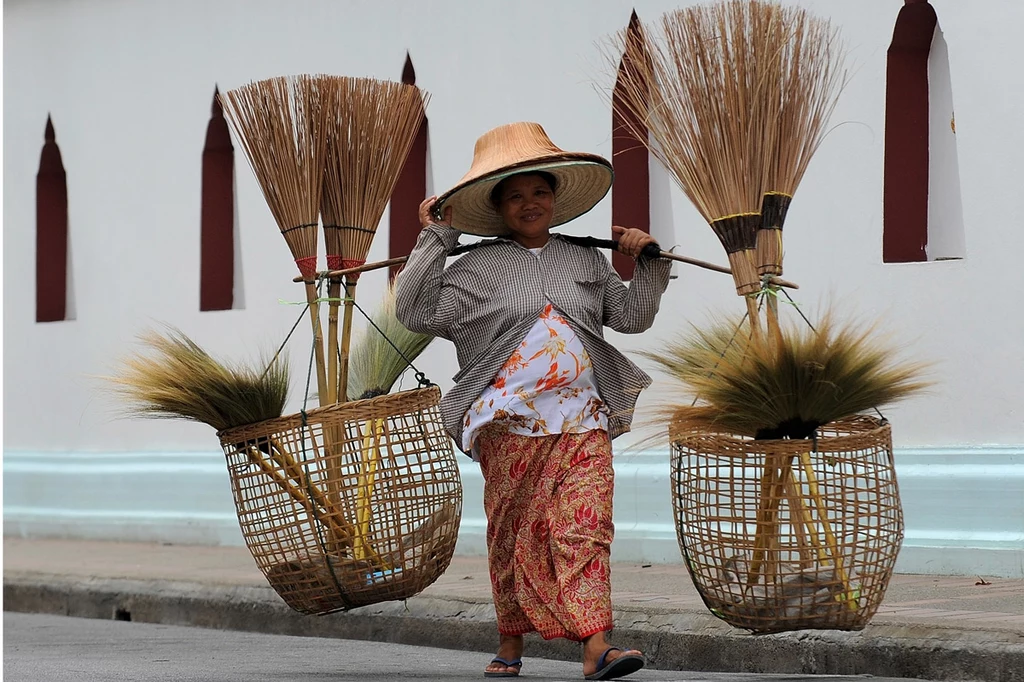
[[884, 0, 965, 263]]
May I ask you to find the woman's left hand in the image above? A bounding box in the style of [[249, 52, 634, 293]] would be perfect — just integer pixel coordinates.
[[612, 225, 658, 259]]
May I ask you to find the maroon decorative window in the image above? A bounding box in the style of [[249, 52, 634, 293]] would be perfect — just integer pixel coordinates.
[[611, 10, 652, 281], [36, 115, 69, 323], [389, 52, 429, 281], [200, 87, 236, 311], [884, 0, 963, 263]]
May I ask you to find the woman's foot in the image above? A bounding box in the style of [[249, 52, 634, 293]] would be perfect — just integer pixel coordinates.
[[484, 634, 524, 678], [582, 631, 644, 679]]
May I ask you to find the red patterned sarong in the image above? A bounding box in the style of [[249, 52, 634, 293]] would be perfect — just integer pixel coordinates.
[[478, 429, 615, 641]]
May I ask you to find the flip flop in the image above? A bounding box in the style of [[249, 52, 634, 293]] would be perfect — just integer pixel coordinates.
[[484, 656, 523, 678], [584, 647, 645, 680]]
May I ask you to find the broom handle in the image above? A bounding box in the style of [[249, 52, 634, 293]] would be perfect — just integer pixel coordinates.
[[797, 449, 858, 611], [765, 293, 785, 350], [268, 440, 354, 539], [749, 453, 781, 582], [295, 245, 799, 290], [338, 278, 357, 403], [326, 279, 342, 404], [748, 463, 773, 581], [745, 296, 762, 342], [779, 460, 817, 568], [354, 418, 387, 565], [304, 282, 329, 406], [245, 444, 352, 549]]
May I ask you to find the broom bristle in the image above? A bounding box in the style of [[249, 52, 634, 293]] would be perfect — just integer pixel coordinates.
[[103, 327, 290, 432], [638, 310, 932, 440], [321, 77, 428, 270], [768, 8, 847, 199], [220, 75, 330, 280], [345, 281, 434, 401], [605, 2, 770, 294], [607, 3, 759, 223], [756, 4, 847, 274], [603, 1, 847, 289]]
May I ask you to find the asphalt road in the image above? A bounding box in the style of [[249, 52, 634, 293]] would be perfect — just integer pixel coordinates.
[[4, 612, 931, 682]]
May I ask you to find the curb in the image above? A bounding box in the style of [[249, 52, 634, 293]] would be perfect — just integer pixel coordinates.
[[5, 573, 1023, 682]]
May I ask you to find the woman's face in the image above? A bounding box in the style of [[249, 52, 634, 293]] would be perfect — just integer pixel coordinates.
[[496, 174, 555, 247]]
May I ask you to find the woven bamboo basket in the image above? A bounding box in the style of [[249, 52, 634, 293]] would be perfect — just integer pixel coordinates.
[[217, 386, 462, 615], [670, 416, 903, 633]]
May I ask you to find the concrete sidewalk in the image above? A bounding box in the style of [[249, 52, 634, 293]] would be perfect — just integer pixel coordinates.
[[4, 537, 1023, 682]]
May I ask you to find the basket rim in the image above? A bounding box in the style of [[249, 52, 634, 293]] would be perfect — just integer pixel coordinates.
[[669, 414, 890, 451], [216, 385, 442, 440]]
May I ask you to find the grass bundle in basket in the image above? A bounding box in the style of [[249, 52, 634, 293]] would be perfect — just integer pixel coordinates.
[[104, 327, 357, 551], [643, 312, 930, 600], [105, 327, 289, 431], [640, 310, 932, 440], [345, 280, 434, 402]]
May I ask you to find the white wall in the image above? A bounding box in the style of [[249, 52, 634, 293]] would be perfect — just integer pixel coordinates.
[[3, 0, 1022, 569]]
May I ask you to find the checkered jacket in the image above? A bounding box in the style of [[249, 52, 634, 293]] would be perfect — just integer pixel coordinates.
[[395, 223, 672, 453]]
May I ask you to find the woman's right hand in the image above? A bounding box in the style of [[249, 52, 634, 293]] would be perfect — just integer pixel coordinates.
[[419, 196, 453, 228]]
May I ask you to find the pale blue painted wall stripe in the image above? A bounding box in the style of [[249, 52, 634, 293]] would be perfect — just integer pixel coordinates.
[[4, 446, 1023, 577]]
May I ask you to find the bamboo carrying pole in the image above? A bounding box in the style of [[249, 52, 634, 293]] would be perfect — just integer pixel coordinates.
[[295, 246, 800, 290]]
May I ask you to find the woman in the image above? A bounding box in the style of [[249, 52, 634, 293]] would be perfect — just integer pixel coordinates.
[[395, 122, 671, 680]]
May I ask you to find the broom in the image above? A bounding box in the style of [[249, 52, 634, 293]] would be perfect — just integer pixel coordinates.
[[219, 75, 331, 406], [755, 5, 847, 345], [319, 76, 428, 404], [607, 2, 769, 337], [757, 6, 847, 279], [608, 1, 793, 586], [317, 76, 428, 544]]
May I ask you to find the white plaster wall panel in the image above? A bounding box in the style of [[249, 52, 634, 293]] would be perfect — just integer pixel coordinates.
[[3, 1, 1022, 575]]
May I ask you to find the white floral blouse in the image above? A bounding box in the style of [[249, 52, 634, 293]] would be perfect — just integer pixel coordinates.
[[462, 301, 609, 458]]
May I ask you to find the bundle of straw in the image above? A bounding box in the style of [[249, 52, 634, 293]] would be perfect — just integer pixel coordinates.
[[640, 310, 931, 440], [345, 280, 434, 402], [104, 327, 356, 551], [642, 309, 929, 591], [320, 77, 428, 404], [104, 327, 289, 431], [219, 75, 331, 405]]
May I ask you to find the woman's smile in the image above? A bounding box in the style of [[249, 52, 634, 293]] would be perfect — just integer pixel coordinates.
[[497, 174, 555, 247]]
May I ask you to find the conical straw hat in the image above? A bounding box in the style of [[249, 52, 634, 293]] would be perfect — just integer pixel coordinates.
[[436, 122, 614, 236]]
